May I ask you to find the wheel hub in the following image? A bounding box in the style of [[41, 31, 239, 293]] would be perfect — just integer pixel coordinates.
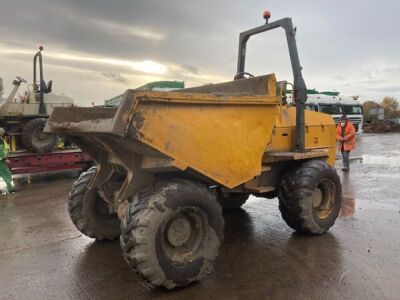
[[312, 188, 323, 208], [38, 132, 48, 140], [167, 215, 192, 247], [32, 127, 52, 146], [163, 207, 209, 264], [313, 180, 336, 220]]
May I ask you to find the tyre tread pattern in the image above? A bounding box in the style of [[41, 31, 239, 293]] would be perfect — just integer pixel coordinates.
[[68, 166, 120, 241], [278, 160, 342, 234], [21, 118, 57, 153], [120, 179, 223, 289]]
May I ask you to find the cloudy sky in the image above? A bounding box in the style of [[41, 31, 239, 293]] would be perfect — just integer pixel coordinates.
[[0, 0, 399, 106]]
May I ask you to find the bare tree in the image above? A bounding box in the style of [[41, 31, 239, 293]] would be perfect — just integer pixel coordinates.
[[381, 97, 399, 119], [362, 100, 380, 121]]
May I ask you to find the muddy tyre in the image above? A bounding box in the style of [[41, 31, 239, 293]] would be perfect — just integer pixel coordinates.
[[21, 118, 57, 153], [218, 192, 249, 210], [278, 160, 342, 234], [120, 179, 224, 289], [68, 166, 120, 240]]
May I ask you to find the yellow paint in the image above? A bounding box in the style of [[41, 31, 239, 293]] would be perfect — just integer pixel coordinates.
[[128, 75, 336, 188], [10, 136, 17, 152], [269, 106, 336, 166], [133, 97, 281, 188]]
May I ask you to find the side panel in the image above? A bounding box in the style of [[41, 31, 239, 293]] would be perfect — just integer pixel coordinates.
[[267, 107, 336, 165], [131, 97, 281, 188]]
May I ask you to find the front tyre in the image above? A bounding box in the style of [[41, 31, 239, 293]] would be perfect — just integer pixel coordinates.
[[120, 179, 224, 289], [278, 160, 342, 234], [21, 118, 57, 153], [68, 167, 120, 240]]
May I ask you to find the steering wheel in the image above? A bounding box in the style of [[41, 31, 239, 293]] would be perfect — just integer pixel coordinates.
[[234, 72, 255, 80], [16, 76, 27, 83]]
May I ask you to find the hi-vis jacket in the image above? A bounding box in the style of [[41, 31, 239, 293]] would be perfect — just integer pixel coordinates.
[[0, 138, 10, 160], [336, 122, 356, 151]]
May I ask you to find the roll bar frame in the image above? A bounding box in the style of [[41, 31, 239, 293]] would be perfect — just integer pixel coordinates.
[[236, 17, 307, 152]]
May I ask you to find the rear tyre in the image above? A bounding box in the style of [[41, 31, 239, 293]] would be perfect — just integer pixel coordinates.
[[21, 118, 57, 153], [217, 192, 250, 210], [68, 166, 120, 240], [120, 179, 224, 289], [278, 160, 342, 234]]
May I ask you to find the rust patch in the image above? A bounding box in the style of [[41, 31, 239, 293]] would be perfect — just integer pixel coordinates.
[[122, 111, 130, 126], [128, 127, 144, 140], [133, 111, 145, 130], [127, 111, 146, 140]]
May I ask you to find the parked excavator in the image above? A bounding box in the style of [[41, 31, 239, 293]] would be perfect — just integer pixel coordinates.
[[0, 46, 74, 153]]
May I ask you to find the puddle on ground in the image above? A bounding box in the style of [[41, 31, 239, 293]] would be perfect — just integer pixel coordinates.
[[362, 154, 400, 166], [340, 172, 356, 218], [340, 196, 355, 218]]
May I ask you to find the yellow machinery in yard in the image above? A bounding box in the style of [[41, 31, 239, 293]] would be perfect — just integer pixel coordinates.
[[0, 47, 74, 153], [45, 12, 342, 289]]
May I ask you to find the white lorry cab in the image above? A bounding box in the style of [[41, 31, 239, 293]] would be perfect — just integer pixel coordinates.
[[288, 91, 363, 133]]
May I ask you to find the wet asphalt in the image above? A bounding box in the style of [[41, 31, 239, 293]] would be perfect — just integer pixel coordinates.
[[0, 133, 399, 300]]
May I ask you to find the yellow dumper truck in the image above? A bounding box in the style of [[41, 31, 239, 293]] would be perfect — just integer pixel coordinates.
[[45, 13, 342, 289]]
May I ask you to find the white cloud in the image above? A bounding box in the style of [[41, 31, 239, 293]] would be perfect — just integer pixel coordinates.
[[1, 0, 400, 103], [0, 45, 168, 75], [90, 19, 166, 41]]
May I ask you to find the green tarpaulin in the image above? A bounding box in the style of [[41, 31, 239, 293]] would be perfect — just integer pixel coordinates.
[[136, 81, 184, 91], [104, 81, 185, 107]]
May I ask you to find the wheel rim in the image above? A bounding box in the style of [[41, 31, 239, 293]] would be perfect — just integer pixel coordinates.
[[167, 215, 192, 247], [88, 190, 118, 222], [163, 207, 208, 265], [312, 179, 336, 220], [32, 126, 54, 148]]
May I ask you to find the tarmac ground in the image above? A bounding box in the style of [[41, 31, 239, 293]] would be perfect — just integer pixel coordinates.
[[0, 133, 399, 300]]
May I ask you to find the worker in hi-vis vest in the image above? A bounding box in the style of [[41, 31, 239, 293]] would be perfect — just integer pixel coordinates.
[[336, 115, 356, 172], [0, 128, 15, 193]]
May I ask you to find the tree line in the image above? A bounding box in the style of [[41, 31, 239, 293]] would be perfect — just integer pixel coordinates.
[[363, 97, 400, 121]]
